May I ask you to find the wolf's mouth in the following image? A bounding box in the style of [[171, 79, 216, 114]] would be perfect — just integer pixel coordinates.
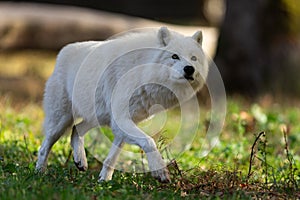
[[184, 75, 194, 81]]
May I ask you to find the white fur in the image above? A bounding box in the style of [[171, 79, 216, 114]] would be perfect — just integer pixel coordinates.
[[36, 27, 208, 183]]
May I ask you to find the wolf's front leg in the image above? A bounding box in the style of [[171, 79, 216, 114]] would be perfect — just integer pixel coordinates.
[[99, 135, 124, 181], [111, 121, 170, 183], [136, 136, 170, 183]]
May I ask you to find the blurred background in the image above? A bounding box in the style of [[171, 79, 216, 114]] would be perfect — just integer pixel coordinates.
[[0, 0, 300, 103]]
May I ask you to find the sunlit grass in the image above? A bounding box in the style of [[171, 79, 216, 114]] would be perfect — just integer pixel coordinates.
[[0, 96, 299, 199]]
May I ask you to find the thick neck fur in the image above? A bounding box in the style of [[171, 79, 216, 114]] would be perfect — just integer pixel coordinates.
[[129, 84, 178, 123]]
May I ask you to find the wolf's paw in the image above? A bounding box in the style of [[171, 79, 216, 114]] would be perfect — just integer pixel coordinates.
[[35, 164, 46, 174], [73, 149, 88, 171], [35, 157, 48, 173], [74, 159, 88, 171], [151, 167, 171, 183], [71, 130, 88, 171], [98, 166, 114, 182]]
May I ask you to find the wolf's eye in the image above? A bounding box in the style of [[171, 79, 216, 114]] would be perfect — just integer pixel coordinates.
[[191, 56, 197, 61], [172, 54, 180, 60]]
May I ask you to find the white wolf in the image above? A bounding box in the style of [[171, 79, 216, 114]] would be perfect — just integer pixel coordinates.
[[36, 27, 209, 183]]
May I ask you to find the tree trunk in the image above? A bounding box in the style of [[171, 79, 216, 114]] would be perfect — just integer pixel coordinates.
[[214, 0, 292, 96]]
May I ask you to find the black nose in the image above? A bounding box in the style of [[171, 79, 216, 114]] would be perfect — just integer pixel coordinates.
[[183, 66, 195, 76]]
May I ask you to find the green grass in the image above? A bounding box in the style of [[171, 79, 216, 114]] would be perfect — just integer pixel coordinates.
[[0, 97, 299, 199]]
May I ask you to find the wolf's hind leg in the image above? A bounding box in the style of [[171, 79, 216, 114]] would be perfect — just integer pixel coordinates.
[[71, 121, 94, 171], [36, 76, 73, 172], [36, 114, 73, 172]]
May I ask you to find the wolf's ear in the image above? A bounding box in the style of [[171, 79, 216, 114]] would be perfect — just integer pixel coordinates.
[[158, 27, 171, 46], [192, 31, 203, 46]]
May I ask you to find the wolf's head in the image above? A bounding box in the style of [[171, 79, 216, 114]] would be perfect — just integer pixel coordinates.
[[155, 27, 208, 92]]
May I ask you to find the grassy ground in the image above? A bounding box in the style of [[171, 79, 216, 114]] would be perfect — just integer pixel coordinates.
[[1, 97, 299, 199], [0, 51, 300, 199]]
